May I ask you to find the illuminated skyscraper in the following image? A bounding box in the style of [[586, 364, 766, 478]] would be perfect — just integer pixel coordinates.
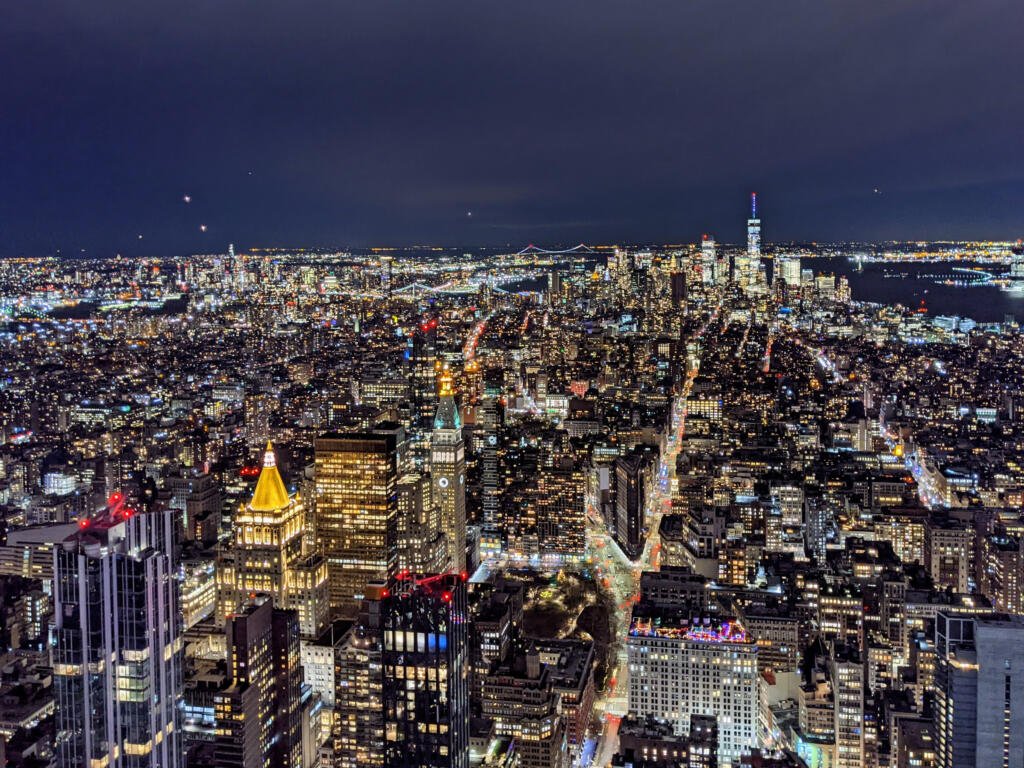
[[53, 494, 182, 768], [430, 367, 467, 571], [396, 472, 447, 576], [830, 643, 864, 768], [334, 588, 387, 768], [380, 255, 394, 298], [776, 255, 801, 287], [536, 455, 586, 562], [216, 599, 302, 768], [700, 235, 716, 285], [747, 193, 761, 257], [315, 432, 399, 617], [479, 368, 503, 556], [381, 574, 471, 768], [218, 442, 329, 638]]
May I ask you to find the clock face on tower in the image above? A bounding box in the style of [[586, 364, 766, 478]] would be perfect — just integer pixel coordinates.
[[459, 474, 465, 484], [438, 477, 450, 489], [487, 434, 497, 446]]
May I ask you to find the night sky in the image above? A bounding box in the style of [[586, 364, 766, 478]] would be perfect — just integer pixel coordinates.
[[2, 1, 1023, 256]]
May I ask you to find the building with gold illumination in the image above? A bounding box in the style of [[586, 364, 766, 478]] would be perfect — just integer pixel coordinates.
[[314, 431, 399, 617], [218, 442, 329, 638]]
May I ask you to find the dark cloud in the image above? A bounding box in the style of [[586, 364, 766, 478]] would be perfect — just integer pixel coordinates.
[[1, 0, 1022, 255]]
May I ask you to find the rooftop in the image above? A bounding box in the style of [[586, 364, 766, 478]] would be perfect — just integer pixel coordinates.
[[250, 441, 290, 512]]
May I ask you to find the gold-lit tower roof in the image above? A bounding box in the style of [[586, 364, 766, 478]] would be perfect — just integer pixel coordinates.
[[250, 441, 290, 511], [434, 365, 461, 430]]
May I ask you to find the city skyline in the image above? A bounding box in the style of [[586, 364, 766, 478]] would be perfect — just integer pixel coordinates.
[[4, 5, 1024, 768]]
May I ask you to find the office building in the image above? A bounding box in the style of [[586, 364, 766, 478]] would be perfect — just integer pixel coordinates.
[[479, 369, 503, 556], [747, 193, 761, 257], [216, 599, 303, 768], [396, 472, 447, 576], [830, 643, 864, 768], [482, 648, 567, 768], [407, 317, 439, 468], [614, 453, 646, 560], [333, 592, 386, 768], [315, 432, 399, 617]]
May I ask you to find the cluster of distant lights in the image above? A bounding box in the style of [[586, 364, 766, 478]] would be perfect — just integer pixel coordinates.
[[629, 618, 749, 644]]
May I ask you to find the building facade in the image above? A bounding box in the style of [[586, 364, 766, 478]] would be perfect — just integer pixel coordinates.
[[53, 495, 182, 768]]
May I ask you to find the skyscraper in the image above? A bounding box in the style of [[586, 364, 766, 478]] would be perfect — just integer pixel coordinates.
[[334, 590, 386, 768], [396, 471, 447, 576], [776, 255, 801, 288], [535, 455, 586, 562], [746, 193, 761, 257], [479, 368, 503, 557], [700, 235, 716, 286], [381, 573, 471, 768], [430, 367, 467, 572], [216, 599, 303, 768], [935, 612, 1024, 768], [218, 442, 329, 638], [315, 432, 399, 617], [53, 494, 182, 768], [407, 317, 439, 469], [830, 643, 865, 768]]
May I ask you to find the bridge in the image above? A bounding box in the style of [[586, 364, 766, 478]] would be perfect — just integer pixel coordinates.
[[515, 243, 596, 257]]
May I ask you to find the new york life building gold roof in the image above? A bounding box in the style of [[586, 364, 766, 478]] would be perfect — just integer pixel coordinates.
[[250, 441, 290, 512]]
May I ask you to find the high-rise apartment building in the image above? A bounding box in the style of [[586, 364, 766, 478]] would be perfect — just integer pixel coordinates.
[[53, 494, 182, 768], [315, 432, 399, 617], [430, 367, 466, 571]]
